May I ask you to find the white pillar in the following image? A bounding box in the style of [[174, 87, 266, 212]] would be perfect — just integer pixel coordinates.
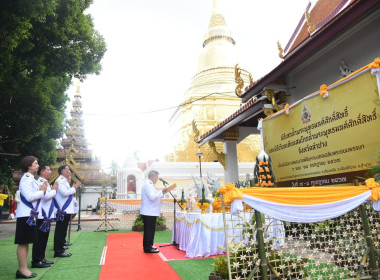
[[223, 140, 239, 184]]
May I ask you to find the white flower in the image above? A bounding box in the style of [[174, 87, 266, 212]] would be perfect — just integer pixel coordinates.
[[240, 254, 247, 261], [233, 262, 240, 268], [247, 261, 253, 267], [241, 268, 248, 275]]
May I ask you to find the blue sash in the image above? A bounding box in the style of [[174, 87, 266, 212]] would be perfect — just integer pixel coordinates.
[[39, 200, 55, 232], [20, 194, 41, 226], [53, 195, 73, 222]]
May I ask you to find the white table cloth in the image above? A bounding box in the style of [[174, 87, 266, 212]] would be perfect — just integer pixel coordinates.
[[172, 212, 225, 258], [172, 211, 256, 258]]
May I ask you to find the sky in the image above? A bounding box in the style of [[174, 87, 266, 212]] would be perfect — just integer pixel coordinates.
[[64, 0, 310, 170]]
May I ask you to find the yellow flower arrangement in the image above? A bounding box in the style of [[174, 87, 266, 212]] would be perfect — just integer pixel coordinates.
[[369, 57, 380, 69], [197, 202, 209, 207], [179, 202, 187, 212], [365, 178, 380, 201], [320, 84, 328, 97]]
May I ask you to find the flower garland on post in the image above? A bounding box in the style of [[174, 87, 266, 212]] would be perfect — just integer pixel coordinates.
[[197, 186, 210, 214], [253, 150, 276, 187]]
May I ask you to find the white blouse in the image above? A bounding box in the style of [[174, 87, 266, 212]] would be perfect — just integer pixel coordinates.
[[16, 172, 44, 218]]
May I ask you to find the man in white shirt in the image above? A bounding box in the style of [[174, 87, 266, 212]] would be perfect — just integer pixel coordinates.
[[53, 165, 80, 258], [32, 164, 58, 268], [140, 170, 175, 253]]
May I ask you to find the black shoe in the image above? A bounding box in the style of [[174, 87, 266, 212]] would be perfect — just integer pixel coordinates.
[[16, 270, 37, 279], [64, 242, 72, 246], [54, 252, 72, 258], [31, 261, 50, 268], [63, 246, 69, 250], [144, 248, 160, 253], [42, 259, 54, 265]]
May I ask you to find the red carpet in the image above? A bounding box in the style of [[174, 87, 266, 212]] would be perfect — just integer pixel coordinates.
[[99, 232, 181, 280], [157, 243, 224, 261]]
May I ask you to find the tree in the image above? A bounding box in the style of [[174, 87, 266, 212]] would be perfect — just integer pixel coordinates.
[[0, 0, 107, 185]]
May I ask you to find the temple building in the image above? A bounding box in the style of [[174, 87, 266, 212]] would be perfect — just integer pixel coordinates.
[[167, 0, 261, 165], [51, 82, 116, 210]]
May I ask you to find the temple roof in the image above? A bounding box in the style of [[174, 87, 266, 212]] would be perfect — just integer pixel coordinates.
[[285, 0, 354, 56], [241, 0, 377, 102]]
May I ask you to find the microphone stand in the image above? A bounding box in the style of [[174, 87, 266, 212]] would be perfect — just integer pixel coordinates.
[[160, 181, 180, 248]]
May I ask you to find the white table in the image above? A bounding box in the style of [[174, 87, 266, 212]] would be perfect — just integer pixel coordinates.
[[172, 211, 284, 258], [172, 212, 226, 258]]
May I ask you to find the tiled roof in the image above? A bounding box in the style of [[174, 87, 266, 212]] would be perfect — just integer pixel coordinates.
[[286, 0, 354, 55]]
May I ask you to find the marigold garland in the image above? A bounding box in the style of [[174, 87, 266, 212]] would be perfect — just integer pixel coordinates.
[[320, 84, 328, 98], [365, 178, 380, 201], [369, 57, 380, 69]]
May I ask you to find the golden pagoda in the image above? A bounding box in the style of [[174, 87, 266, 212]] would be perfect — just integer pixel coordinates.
[[51, 82, 116, 188], [167, 0, 261, 164]]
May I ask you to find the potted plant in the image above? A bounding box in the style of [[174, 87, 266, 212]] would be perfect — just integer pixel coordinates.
[[178, 189, 187, 212], [210, 255, 228, 280], [197, 186, 210, 214], [132, 214, 167, 231]]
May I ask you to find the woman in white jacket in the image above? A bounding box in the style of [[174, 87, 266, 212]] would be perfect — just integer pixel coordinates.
[[14, 156, 47, 279]]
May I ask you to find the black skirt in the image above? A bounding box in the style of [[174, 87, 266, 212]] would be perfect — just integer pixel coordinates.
[[14, 217, 38, 244]]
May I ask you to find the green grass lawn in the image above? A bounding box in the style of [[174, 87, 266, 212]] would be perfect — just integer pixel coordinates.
[[0, 230, 216, 280]]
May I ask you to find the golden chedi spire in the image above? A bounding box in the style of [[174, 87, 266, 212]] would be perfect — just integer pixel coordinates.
[[169, 0, 261, 163]]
